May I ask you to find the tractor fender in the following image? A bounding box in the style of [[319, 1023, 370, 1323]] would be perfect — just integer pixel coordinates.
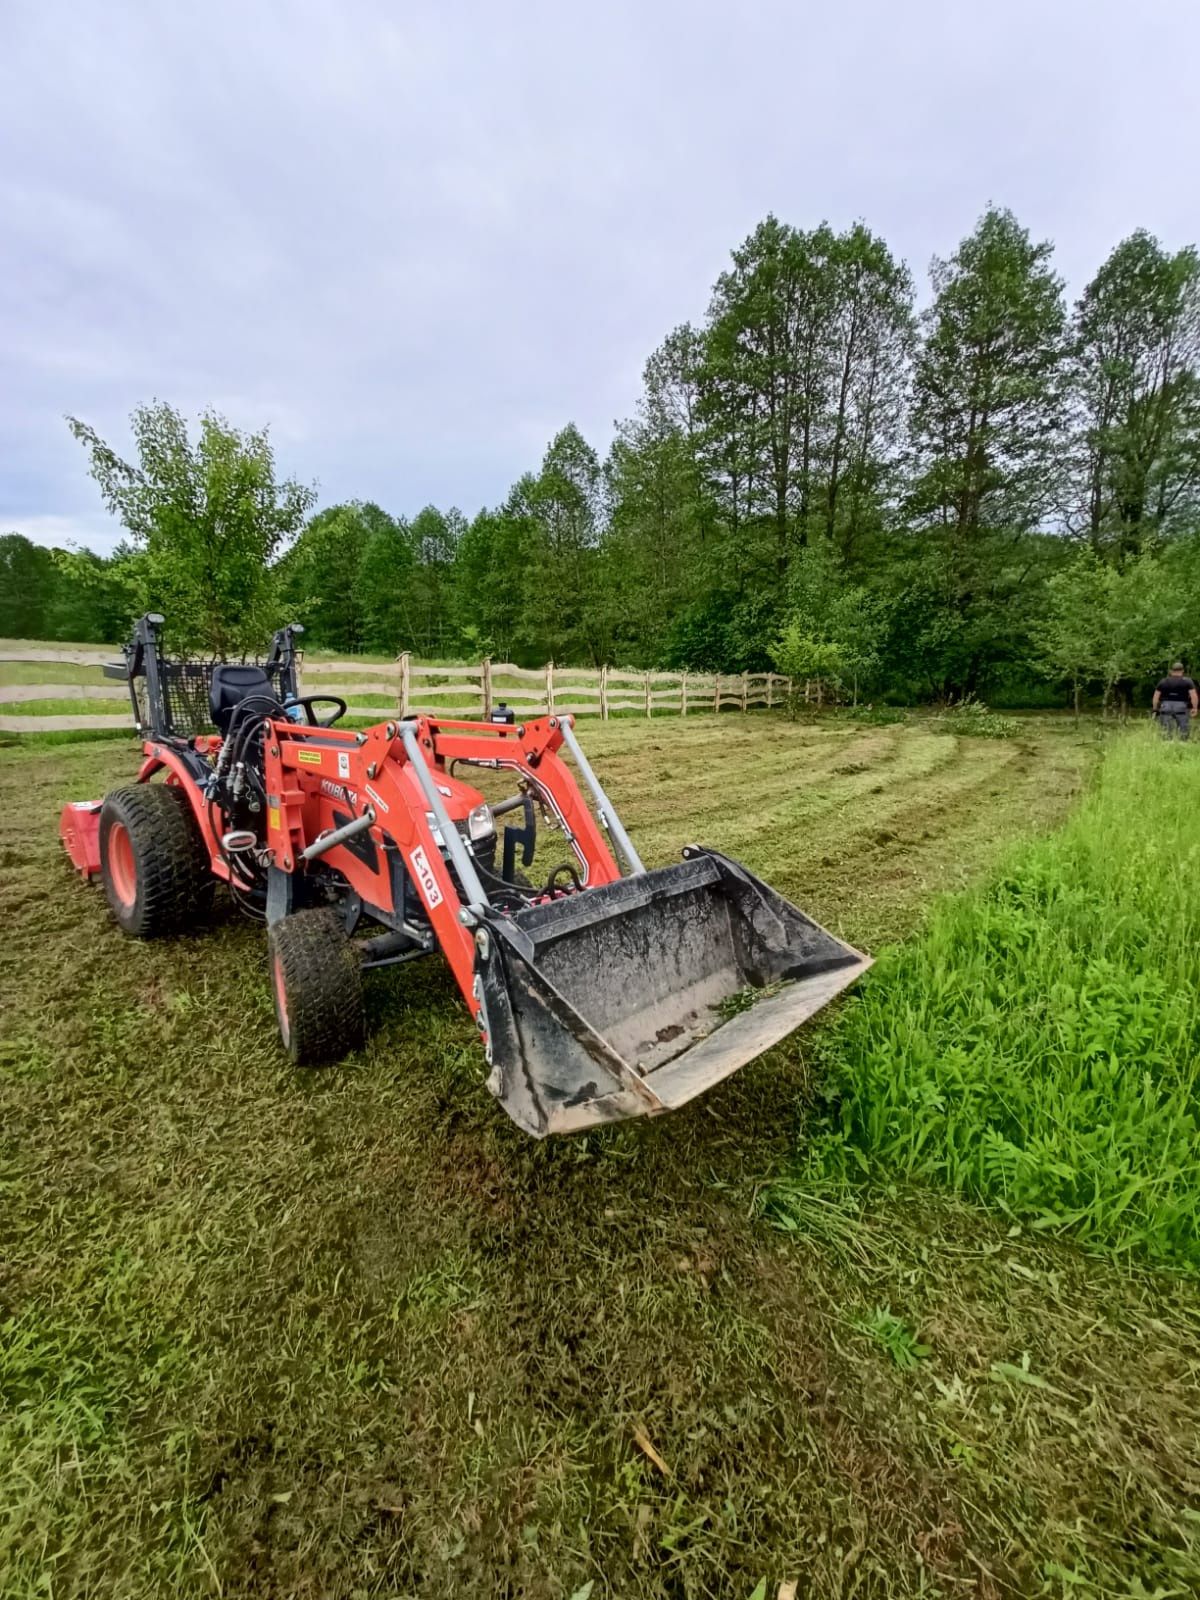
[[136, 746, 227, 878]]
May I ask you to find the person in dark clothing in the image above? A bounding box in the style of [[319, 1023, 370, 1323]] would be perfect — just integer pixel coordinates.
[[1152, 662, 1198, 739]]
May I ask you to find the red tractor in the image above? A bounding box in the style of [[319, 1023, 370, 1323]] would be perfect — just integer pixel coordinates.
[[60, 615, 869, 1137]]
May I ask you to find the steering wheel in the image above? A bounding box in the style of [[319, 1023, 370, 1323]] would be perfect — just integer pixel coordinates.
[[288, 694, 348, 728]]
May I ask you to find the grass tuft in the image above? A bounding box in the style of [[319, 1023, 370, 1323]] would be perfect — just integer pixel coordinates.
[[804, 731, 1200, 1265], [850, 1306, 932, 1368]]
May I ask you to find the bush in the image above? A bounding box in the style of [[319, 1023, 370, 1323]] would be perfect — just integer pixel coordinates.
[[931, 696, 1019, 739]]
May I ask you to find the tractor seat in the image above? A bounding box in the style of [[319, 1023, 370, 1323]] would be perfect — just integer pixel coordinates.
[[209, 664, 279, 735]]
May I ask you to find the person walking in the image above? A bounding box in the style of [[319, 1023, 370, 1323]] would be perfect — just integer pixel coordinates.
[[1152, 662, 1198, 739]]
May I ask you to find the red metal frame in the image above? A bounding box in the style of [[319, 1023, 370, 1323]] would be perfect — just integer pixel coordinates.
[[119, 713, 620, 1026], [257, 713, 619, 1019]]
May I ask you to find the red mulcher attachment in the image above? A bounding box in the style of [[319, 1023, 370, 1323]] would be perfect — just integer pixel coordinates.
[[60, 613, 871, 1138], [60, 802, 102, 879]]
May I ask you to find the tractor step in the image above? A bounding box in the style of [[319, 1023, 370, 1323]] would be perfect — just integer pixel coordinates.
[[476, 848, 870, 1137]]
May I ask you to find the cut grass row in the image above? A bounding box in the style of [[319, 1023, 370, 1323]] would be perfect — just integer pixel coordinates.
[[787, 731, 1200, 1266]]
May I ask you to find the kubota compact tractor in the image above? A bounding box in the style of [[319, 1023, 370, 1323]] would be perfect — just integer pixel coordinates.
[[60, 614, 869, 1137]]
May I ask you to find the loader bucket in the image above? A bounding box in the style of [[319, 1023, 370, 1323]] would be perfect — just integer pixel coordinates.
[[476, 847, 870, 1137]]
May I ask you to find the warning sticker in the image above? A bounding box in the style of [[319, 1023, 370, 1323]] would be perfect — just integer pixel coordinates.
[[337, 751, 350, 778], [409, 845, 443, 910], [297, 749, 322, 766], [268, 806, 281, 832]]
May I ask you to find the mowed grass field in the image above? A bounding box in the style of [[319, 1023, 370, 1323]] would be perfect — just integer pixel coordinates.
[[3, 715, 1199, 1598]]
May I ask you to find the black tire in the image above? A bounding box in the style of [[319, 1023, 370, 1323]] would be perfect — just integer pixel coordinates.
[[99, 784, 213, 938], [268, 907, 364, 1066]]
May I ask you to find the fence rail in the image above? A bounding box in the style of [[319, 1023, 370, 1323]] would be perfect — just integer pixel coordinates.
[[0, 646, 793, 733]]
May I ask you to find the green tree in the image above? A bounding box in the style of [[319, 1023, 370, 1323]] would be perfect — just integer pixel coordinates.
[[0, 534, 59, 638], [909, 207, 1068, 542], [49, 545, 135, 643], [905, 208, 1068, 694], [67, 402, 314, 656], [513, 425, 606, 663], [703, 216, 837, 571], [821, 225, 915, 564], [604, 224, 911, 672], [1068, 231, 1200, 556], [453, 508, 528, 661], [407, 505, 464, 656], [279, 502, 394, 652], [601, 325, 715, 662], [770, 623, 846, 711], [700, 219, 914, 574], [355, 511, 417, 654], [1034, 549, 1190, 710], [781, 542, 887, 701]]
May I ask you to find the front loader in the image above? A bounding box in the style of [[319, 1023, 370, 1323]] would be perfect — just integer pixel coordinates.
[[60, 615, 870, 1137]]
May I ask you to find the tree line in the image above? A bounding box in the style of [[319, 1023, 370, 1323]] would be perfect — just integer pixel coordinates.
[[6, 204, 1200, 706]]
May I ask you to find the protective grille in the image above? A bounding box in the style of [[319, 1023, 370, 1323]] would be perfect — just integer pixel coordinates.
[[133, 659, 288, 739]]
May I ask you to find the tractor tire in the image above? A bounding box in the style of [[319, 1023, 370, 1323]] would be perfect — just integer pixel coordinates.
[[99, 784, 213, 938], [268, 907, 364, 1066]]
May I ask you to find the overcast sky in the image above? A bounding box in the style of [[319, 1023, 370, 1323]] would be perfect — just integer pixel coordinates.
[[2, 0, 1197, 555]]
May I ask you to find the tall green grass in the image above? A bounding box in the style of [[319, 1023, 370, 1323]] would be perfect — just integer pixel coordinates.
[[805, 732, 1200, 1267]]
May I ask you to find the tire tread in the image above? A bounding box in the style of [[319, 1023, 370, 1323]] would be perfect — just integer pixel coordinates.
[[269, 908, 364, 1066], [99, 784, 212, 937]]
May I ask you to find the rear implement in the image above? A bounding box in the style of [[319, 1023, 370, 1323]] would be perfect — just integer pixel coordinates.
[[60, 614, 869, 1137]]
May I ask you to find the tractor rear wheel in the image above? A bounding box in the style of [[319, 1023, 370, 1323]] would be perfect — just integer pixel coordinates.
[[99, 784, 212, 938], [268, 908, 365, 1066]]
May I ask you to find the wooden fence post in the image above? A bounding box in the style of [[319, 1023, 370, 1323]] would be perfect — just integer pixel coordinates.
[[766, 673, 773, 709], [481, 657, 493, 719], [600, 663, 609, 720], [545, 660, 555, 713], [397, 652, 410, 719], [712, 673, 720, 714], [642, 672, 650, 719], [681, 670, 688, 716], [741, 671, 749, 713]]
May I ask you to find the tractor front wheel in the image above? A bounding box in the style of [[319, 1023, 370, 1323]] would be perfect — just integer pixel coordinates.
[[268, 908, 365, 1066], [99, 784, 212, 938]]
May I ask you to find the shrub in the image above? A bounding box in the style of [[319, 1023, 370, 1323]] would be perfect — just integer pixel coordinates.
[[931, 696, 1019, 739]]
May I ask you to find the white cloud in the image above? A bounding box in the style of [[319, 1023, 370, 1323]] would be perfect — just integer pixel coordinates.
[[2, 0, 1197, 551]]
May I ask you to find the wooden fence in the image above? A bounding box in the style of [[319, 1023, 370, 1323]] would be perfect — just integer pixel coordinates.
[[0, 646, 792, 733]]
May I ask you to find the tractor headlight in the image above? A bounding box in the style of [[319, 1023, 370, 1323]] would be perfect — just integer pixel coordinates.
[[467, 803, 495, 843]]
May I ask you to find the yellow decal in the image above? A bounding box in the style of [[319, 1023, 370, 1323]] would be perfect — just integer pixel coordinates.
[[268, 806, 281, 832], [297, 749, 322, 766]]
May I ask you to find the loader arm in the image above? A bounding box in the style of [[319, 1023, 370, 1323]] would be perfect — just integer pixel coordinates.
[[260, 714, 627, 1041]]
